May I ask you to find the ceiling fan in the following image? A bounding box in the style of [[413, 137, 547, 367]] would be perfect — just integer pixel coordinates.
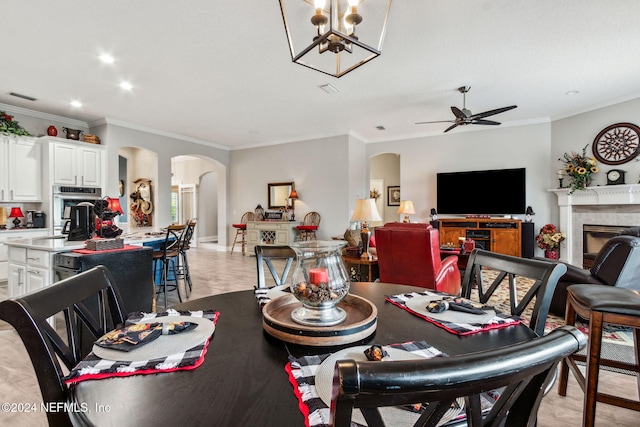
[[416, 86, 517, 133]]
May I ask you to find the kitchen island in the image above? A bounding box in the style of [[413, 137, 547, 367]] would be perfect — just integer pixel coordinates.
[[4, 234, 165, 312]]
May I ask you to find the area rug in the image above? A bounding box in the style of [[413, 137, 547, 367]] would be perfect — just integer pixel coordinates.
[[477, 268, 635, 374]]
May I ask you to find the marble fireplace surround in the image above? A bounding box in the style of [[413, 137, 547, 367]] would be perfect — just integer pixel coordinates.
[[550, 184, 640, 266]]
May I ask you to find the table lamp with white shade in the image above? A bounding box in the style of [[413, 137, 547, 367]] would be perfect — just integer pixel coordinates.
[[397, 200, 415, 223], [350, 198, 382, 259]]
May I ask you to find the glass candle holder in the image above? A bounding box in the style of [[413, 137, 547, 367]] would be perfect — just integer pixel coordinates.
[[290, 240, 349, 326]]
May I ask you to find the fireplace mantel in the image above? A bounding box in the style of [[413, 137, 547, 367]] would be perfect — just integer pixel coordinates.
[[550, 184, 640, 265]]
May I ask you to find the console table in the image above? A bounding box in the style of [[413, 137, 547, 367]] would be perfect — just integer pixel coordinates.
[[438, 218, 522, 257], [246, 221, 300, 254]]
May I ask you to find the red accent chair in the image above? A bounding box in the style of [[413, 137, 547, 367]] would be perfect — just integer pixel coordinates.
[[375, 223, 461, 295]]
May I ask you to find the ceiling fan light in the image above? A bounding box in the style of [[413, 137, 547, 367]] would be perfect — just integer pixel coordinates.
[[280, 0, 393, 78]]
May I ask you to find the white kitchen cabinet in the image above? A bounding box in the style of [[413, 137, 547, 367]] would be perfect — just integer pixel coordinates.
[[9, 263, 27, 298], [8, 245, 51, 297], [0, 136, 42, 201], [51, 140, 104, 188], [0, 137, 7, 201], [0, 229, 49, 282]]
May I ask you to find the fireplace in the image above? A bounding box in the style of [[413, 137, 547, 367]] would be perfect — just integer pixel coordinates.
[[582, 224, 633, 268], [551, 184, 640, 266]]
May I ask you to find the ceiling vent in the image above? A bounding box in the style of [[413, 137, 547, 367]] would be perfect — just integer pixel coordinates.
[[9, 92, 37, 101]]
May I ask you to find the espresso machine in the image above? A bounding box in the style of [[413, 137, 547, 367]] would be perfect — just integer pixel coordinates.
[[62, 204, 95, 241]]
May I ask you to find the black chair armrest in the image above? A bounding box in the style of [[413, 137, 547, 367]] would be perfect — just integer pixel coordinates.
[[560, 263, 605, 285]]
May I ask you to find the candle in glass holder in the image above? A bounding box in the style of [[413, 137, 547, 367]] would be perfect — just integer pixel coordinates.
[[309, 268, 329, 285]]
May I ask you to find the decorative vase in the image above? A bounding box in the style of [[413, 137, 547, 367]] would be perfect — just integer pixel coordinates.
[[544, 249, 559, 260], [290, 240, 349, 326], [47, 125, 57, 136]]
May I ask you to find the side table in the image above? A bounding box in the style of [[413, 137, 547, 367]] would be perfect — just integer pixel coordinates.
[[342, 255, 379, 282]]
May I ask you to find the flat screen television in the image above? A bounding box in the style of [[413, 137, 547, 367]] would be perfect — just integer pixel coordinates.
[[437, 168, 526, 215]]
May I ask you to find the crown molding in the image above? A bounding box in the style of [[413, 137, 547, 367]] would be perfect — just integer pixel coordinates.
[[0, 102, 89, 128], [95, 117, 230, 151]]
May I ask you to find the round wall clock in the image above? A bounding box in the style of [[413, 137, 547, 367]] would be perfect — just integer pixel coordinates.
[[592, 122, 640, 165]]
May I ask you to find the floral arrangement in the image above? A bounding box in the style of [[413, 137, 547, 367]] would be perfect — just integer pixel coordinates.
[[535, 223, 566, 250], [370, 188, 381, 200], [0, 111, 31, 136], [559, 144, 598, 193]]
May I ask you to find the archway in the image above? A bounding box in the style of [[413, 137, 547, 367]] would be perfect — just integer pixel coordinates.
[[171, 155, 224, 248], [370, 153, 400, 225]]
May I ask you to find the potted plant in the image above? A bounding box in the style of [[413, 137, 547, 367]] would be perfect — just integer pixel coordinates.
[[536, 223, 566, 259], [0, 111, 31, 136]]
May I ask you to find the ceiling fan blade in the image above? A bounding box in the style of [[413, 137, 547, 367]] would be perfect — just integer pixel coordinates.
[[444, 123, 459, 133], [471, 105, 517, 119], [415, 120, 456, 125], [472, 119, 501, 126], [451, 106, 467, 119]]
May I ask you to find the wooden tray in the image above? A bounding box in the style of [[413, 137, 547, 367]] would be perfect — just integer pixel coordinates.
[[262, 294, 377, 346]]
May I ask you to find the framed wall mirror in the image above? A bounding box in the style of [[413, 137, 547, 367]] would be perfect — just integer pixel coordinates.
[[268, 182, 293, 209]]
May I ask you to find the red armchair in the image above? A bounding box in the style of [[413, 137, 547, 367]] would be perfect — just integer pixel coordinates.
[[375, 223, 461, 295]]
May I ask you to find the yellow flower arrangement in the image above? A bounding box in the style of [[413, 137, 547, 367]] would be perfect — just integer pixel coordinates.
[[559, 144, 598, 194]]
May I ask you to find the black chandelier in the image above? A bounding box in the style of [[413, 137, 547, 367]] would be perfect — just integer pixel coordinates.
[[279, 0, 393, 78]]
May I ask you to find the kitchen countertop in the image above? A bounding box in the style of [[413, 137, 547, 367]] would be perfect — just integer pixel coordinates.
[[4, 234, 167, 253], [0, 228, 50, 234]]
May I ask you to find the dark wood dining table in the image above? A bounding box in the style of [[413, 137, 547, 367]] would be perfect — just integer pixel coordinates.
[[70, 282, 536, 426]]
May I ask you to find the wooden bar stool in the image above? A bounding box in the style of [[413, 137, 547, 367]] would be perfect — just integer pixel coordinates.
[[231, 211, 254, 255], [296, 211, 321, 241], [558, 284, 640, 427]]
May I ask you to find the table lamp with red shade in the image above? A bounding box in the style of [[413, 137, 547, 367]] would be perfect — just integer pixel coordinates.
[[288, 189, 299, 221], [9, 207, 24, 228]]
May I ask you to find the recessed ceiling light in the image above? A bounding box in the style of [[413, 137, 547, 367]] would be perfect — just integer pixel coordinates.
[[119, 81, 133, 91], [565, 90, 580, 96], [70, 100, 83, 108], [99, 54, 115, 64]]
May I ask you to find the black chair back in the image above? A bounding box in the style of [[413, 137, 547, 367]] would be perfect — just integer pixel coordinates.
[[180, 219, 197, 252], [461, 249, 567, 337], [255, 245, 296, 288], [330, 326, 586, 427], [0, 266, 126, 427], [590, 235, 640, 288]]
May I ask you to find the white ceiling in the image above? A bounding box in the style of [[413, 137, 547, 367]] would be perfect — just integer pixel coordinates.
[[3, 1, 640, 150]]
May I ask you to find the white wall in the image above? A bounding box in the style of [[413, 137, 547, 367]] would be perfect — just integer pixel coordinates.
[[551, 97, 640, 208], [367, 123, 553, 256], [92, 122, 229, 245], [199, 171, 219, 242], [230, 135, 355, 242]]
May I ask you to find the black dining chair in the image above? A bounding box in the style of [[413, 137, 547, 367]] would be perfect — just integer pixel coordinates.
[[0, 266, 126, 427], [255, 245, 296, 288], [460, 249, 567, 337], [330, 325, 586, 427]]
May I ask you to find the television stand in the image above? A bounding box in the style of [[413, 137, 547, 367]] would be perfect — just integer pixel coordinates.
[[438, 218, 522, 257]]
